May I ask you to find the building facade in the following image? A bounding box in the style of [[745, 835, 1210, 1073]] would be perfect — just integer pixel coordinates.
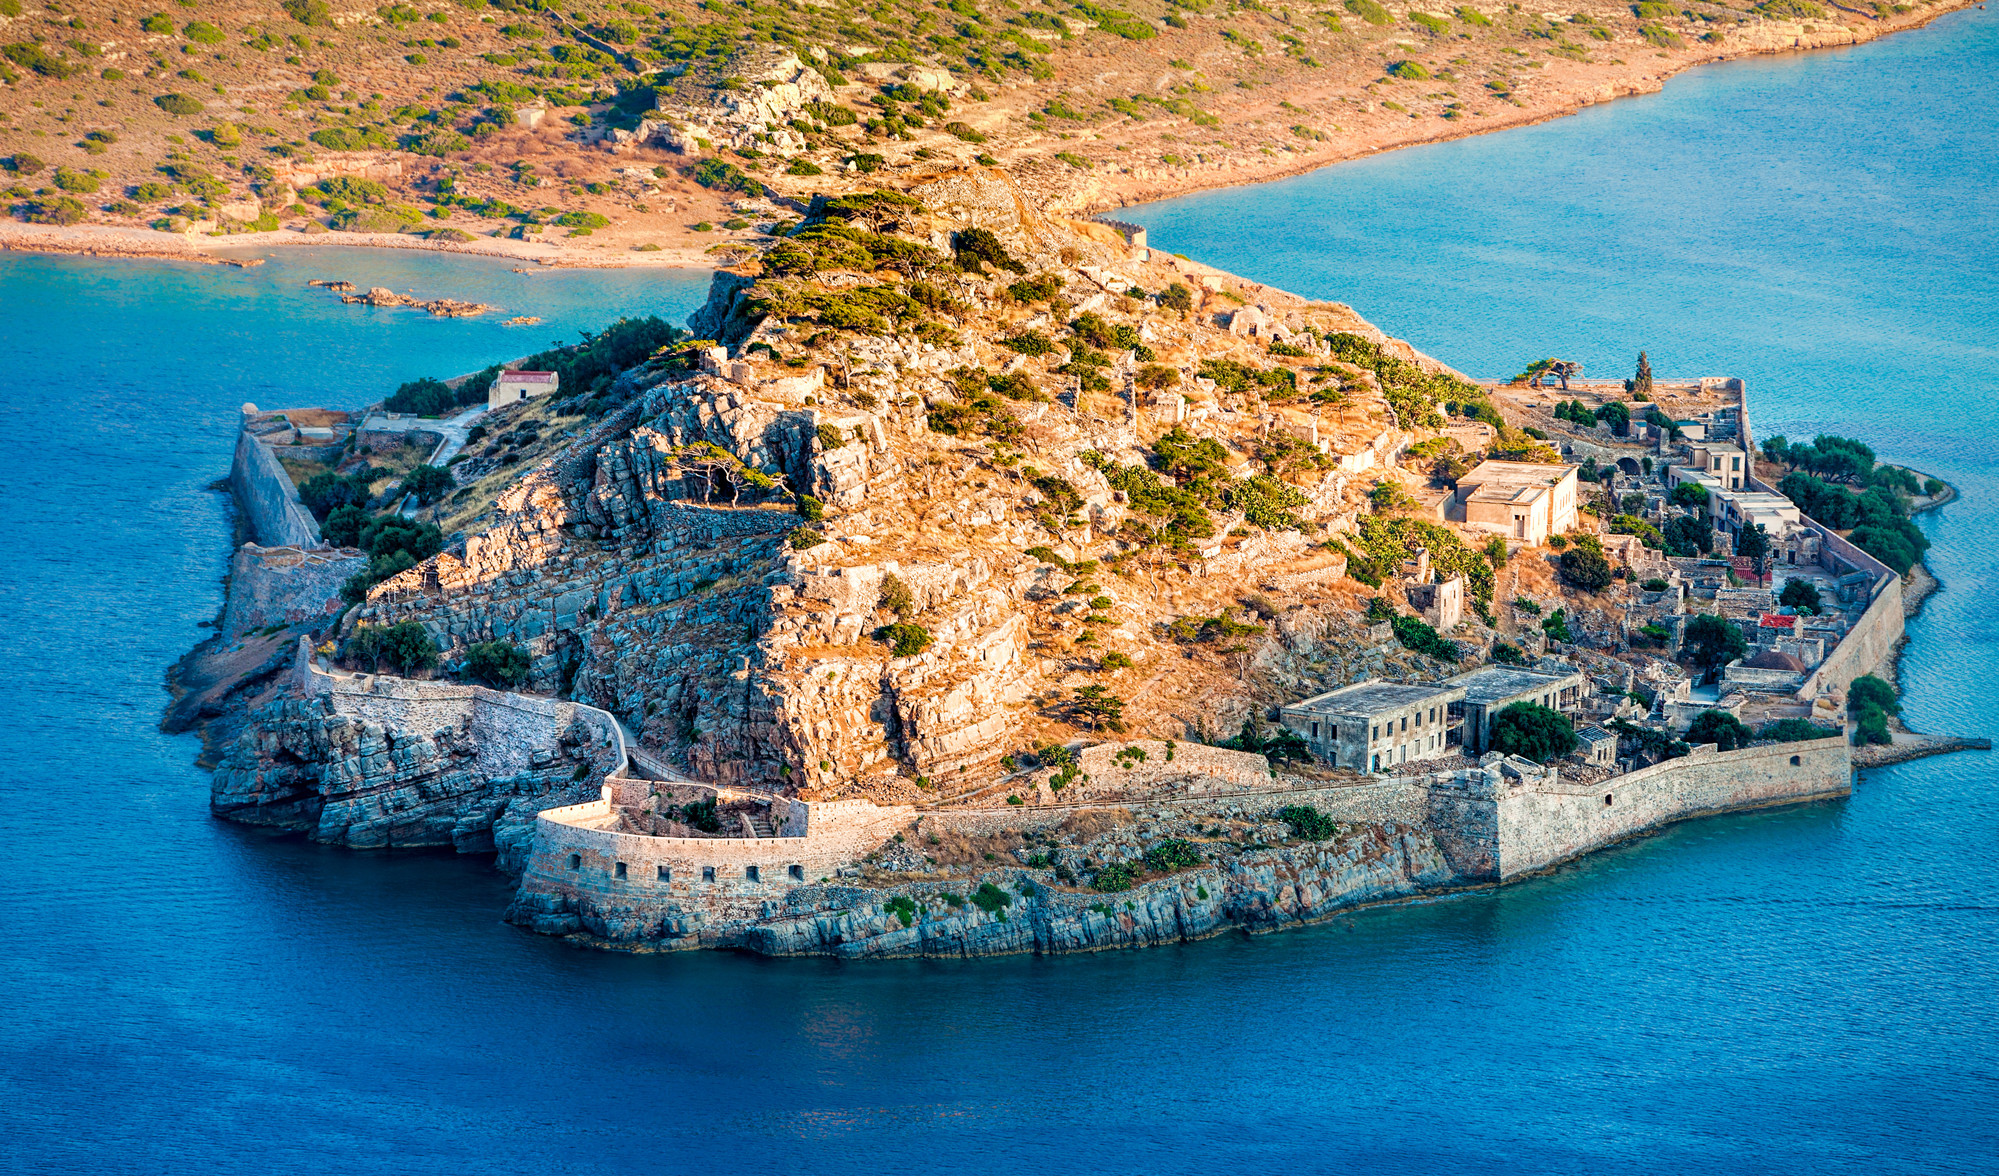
[[1443, 665, 1588, 755], [1280, 681, 1467, 774], [1455, 460, 1580, 544], [489, 370, 560, 410]]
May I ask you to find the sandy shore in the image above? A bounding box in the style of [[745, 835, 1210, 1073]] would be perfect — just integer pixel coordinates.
[[0, 219, 727, 270]]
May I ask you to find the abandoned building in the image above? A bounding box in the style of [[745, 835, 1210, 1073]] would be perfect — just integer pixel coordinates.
[[1280, 680, 1468, 774], [1454, 460, 1580, 544], [1443, 664, 1588, 755]]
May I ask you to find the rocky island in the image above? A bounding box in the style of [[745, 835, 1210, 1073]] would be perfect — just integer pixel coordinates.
[[164, 167, 1975, 957]]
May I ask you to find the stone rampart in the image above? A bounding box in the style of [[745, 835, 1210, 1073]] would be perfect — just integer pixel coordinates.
[[231, 423, 322, 548], [1488, 735, 1850, 878], [1745, 465, 1904, 701], [220, 544, 365, 639]]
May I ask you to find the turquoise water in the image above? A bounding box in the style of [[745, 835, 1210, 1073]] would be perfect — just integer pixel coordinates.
[[4, 12, 1999, 1170]]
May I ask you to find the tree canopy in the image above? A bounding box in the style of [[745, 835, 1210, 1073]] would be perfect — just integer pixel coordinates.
[[1490, 701, 1577, 763], [1683, 613, 1748, 675]]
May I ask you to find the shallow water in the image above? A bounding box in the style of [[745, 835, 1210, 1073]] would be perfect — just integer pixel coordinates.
[[4, 14, 1999, 1170]]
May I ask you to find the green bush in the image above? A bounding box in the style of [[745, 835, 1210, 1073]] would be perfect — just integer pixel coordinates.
[[1684, 613, 1747, 676], [1779, 579, 1822, 615], [970, 881, 1013, 911], [2, 41, 76, 79], [184, 20, 225, 43], [310, 125, 393, 151], [1143, 839, 1202, 871], [1491, 702, 1577, 763], [1278, 804, 1339, 840], [1391, 614, 1458, 662], [1641, 578, 1671, 592], [344, 622, 439, 675], [1685, 709, 1752, 751], [15, 196, 87, 225], [1385, 60, 1432, 80], [1345, 0, 1393, 24], [154, 93, 206, 116], [463, 640, 531, 688], [1092, 864, 1136, 892], [1847, 674, 1898, 744], [1759, 718, 1839, 743], [402, 463, 453, 504], [382, 376, 455, 416], [52, 167, 100, 194], [3, 152, 45, 176], [1559, 534, 1614, 592], [874, 622, 932, 658]]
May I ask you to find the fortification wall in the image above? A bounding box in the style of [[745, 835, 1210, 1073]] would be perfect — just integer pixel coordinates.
[[219, 544, 364, 639], [230, 425, 322, 548], [1494, 735, 1850, 878], [1799, 575, 1902, 699], [295, 640, 626, 782], [1744, 463, 1905, 701]]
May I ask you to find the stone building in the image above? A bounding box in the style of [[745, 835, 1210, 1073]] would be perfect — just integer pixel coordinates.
[[1443, 664, 1588, 755], [1454, 460, 1580, 544], [1686, 442, 1748, 490], [1404, 574, 1464, 632], [1280, 680, 1467, 774], [489, 370, 559, 410], [1575, 726, 1618, 767]]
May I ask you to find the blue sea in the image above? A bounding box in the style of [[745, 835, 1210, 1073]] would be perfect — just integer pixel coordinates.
[[3, 9, 1996, 1171]]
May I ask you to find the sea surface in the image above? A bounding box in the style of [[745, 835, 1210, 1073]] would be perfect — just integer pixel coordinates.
[[4, 10, 1998, 1171]]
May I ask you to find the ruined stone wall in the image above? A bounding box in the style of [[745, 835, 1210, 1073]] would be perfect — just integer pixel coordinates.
[[230, 425, 321, 548], [507, 791, 915, 940], [219, 544, 365, 639], [1492, 735, 1850, 878], [210, 641, 625, 859]]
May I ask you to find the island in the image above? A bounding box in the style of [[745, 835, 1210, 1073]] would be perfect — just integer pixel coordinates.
[[163, 170, 1985, 957]]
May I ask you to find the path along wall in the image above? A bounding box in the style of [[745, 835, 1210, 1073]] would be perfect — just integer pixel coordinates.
[[1484, 734, 1851, 879], [231, 422, 322, 548]]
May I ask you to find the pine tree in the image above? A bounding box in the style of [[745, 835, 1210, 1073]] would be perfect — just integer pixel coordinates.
[[1632, 351, 1654, 399]]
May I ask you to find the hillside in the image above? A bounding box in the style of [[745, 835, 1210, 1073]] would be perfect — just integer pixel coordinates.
[[0, 0, 1971, 262], [216, 168, 1546, 817]]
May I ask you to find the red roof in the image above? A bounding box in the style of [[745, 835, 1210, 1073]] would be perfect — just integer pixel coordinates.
[[1759, 613, 1796, 630]]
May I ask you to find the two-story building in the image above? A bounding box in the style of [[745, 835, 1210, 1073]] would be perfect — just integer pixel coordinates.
[[1442, 664, 1588, 755], [1455, 460, 1580, 545], [1279, 681, 1467, 774]]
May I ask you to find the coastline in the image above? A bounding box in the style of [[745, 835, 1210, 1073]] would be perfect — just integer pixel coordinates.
[[2, 0, 1981, 274]]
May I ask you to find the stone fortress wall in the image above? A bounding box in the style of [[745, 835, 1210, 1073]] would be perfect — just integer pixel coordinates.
[[1735, 386, 1905, 703], [230, 410, 323, 548], [1482, 735, 1850, 878], [508, 728, 1852, 945]]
